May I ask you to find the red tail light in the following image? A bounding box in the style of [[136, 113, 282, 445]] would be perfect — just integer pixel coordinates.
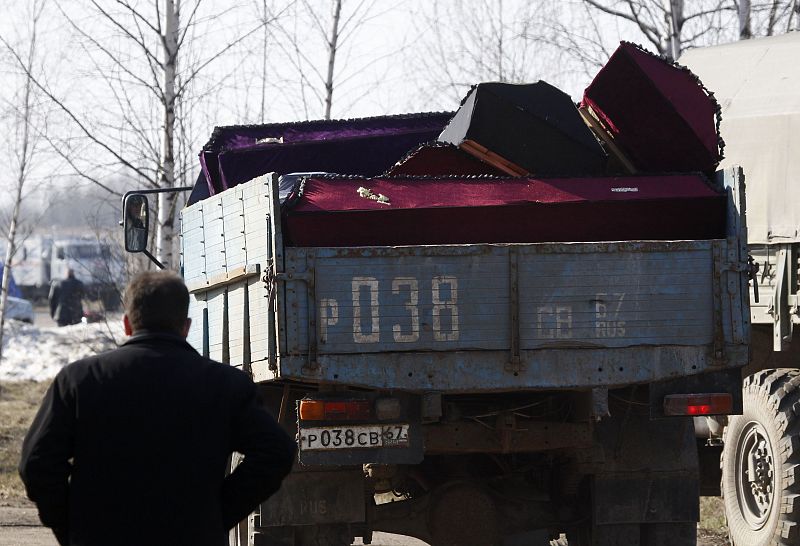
[[299, 399, 372, 421], [663, 393, 733, 416]]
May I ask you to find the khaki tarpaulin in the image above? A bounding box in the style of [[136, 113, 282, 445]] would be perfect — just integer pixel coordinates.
[[681, 33, 800, 244]]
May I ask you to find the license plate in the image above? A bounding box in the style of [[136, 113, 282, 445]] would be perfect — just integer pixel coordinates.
[[299, 424, 410, 451]]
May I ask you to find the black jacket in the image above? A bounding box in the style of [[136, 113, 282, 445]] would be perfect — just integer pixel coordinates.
[[19, 332, 296, 546], [48, 277, 84, 325]]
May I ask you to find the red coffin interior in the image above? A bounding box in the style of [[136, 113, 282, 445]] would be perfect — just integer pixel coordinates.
[[282, 175, 726, 247], [385, 142, 505, 177], [582, 42, 722, 174]]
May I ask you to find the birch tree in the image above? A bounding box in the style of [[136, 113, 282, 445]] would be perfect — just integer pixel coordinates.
[[5, 1, 276, 269], [0, 0, 48, 360], [409, 0, 566, 109], [578, 0, 799, 61], [266, 0, 397, 120]]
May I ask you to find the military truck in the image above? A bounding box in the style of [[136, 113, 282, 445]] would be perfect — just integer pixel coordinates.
[[124, 118, 750, 546], [682, 32, 800, 546]]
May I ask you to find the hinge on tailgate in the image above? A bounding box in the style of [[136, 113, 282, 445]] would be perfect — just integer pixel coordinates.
[[506, 247, 525, 374], [263, 261, 279, 372], [711, 244, 725, 363], [263, 256, 319, 374]]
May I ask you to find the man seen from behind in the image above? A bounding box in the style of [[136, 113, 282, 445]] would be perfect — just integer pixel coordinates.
[[20, 271, 296, 546], [48, 269, 84, 326]]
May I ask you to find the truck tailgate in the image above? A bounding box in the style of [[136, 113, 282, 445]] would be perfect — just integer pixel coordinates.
[[181, 171, 750, 392]]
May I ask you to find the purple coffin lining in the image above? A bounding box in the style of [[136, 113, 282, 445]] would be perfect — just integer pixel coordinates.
[[214, 129, 445, 192], [200, 112, 453, 196]]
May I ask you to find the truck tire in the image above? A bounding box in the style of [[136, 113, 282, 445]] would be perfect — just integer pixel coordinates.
[[722, 369, 800, 545]]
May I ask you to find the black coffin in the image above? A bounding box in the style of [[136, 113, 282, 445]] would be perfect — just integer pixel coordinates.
[[438, 81, 607, 176]]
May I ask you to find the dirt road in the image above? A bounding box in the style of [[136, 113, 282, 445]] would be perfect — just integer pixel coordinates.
[[0, 506, 428, 546], [0, 507, 728, 546], [0, 506, 56, 546]]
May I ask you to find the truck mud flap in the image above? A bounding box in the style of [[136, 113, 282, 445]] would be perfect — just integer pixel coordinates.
[[593, 472, 699, 524], [259, 470, 365, 527]]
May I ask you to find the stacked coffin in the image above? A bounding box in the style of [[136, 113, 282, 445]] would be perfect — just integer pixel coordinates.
[[436, 81, 608, 176], [581, 42, 722, 175], [197, 112, 453, 196], [283, 174, 725, 247], [196, 42, 726, 247]]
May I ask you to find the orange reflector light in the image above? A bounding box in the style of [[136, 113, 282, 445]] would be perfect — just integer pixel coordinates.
[[298, 399, 372, 421], [663, 393, 733, 416], [299, 400, 325, 420]]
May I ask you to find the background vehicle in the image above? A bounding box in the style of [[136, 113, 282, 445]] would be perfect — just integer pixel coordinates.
[[11, 235, 123, 310], [682, 32, 800, 545], [0, 262, 33, 323]]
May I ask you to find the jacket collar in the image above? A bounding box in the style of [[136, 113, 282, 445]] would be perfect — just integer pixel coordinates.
[[122, 330, 195, 351]]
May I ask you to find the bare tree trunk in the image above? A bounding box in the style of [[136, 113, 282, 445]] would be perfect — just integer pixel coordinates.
[[665, 0, 684, 60], [156, 0, 180, 268], [766, 0, 779, 35], [0, 4, 40, 361], [739, 0, 753, 38], [0, 192, 25, 360], [260, 0, 269, 122], [794, 0, 800, 31], [323, 0, 342, 120], [497, 0, 505, 81]]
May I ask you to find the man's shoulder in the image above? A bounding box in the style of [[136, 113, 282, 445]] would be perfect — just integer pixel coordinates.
[[54, 352, 105, 389], [202, 357, 255, 387]]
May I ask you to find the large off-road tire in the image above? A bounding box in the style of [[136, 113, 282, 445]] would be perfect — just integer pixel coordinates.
[[722, 369, 800, 545]]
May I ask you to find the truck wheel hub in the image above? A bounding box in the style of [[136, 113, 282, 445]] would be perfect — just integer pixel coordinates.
[[736, 422, 775, 528]]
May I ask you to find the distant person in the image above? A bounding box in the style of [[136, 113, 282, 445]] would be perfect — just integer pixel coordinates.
[[48, 269, 84, 326], [20, 271, 296, 546]]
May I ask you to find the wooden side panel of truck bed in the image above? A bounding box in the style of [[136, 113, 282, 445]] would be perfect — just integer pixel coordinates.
[[181, 171, 750, 392]]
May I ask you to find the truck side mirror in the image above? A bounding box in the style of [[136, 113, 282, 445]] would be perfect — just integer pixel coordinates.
[[124, 194, 150, 253]]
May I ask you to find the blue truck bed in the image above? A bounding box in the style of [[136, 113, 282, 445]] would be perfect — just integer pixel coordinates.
[[180, 169, 749, 393]]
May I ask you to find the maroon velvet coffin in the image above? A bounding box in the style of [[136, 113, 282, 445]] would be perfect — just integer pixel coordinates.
[[582, 42, 722, 174], [282, 175, 726, 247]]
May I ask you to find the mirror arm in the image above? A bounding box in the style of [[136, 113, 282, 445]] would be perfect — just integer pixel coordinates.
[[142, 249, 165, 270], [120, 186, 194, 224]]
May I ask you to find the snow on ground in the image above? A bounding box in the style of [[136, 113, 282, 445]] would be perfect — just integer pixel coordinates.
[[0, 318, 123, 381]]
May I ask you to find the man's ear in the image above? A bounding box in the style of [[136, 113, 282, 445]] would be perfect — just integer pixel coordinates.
[[181, 318, 192, 339], [123, 315, 133, 336]]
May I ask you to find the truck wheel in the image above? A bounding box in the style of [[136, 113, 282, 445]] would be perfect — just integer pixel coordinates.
[[722, 369, 800, 545]]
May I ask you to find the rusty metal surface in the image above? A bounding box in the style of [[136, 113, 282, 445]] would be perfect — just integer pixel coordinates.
[[423, 420, 592, 454], [275, 344, 748, 392]]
